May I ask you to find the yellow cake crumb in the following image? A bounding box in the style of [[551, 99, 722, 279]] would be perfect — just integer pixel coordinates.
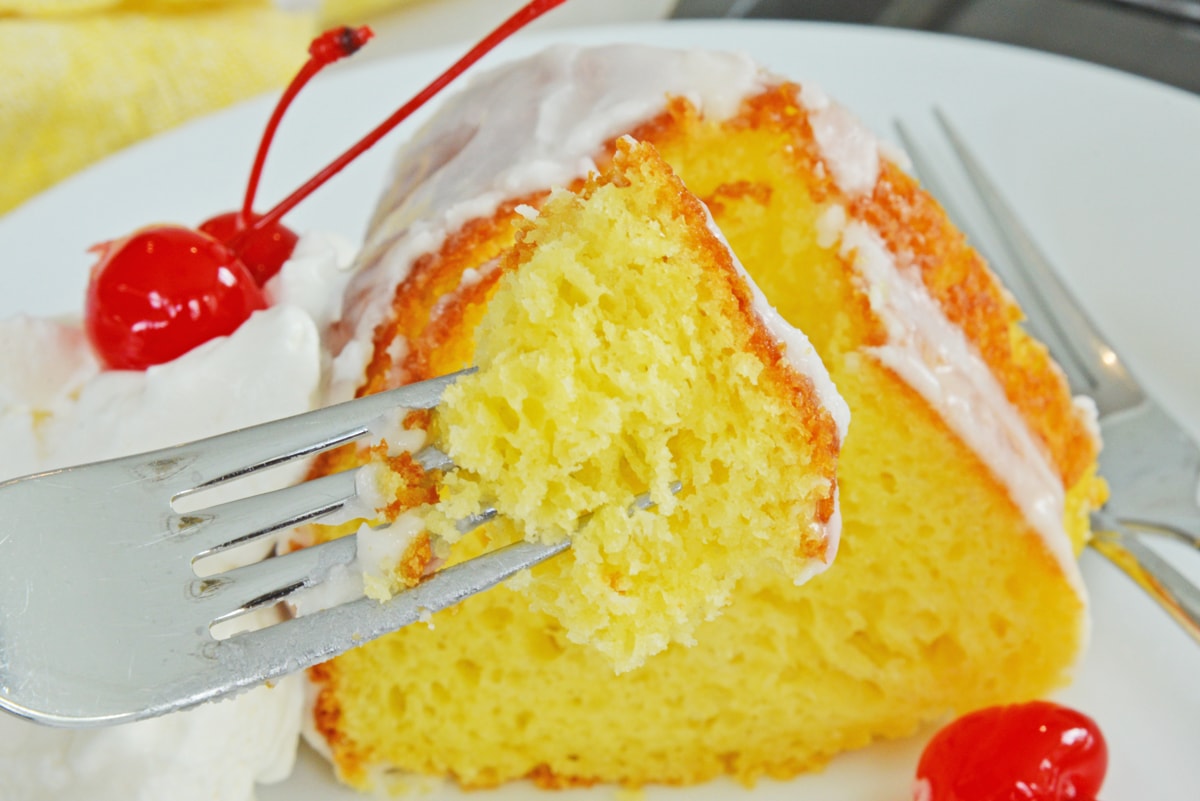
[[426, 140, 841, 671]]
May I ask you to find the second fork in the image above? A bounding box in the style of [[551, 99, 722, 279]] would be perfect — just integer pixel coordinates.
[[895, 110, 1200, 644]]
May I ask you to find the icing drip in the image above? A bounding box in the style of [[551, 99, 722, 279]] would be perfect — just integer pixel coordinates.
[[830, 213, 1085, 598]]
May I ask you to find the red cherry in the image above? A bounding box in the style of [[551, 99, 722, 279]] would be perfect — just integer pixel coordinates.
[[915, 700, 1108, 801], [82, 4, 570, 372], [198, 212, 298, 285], [85, 226, 267, 370]]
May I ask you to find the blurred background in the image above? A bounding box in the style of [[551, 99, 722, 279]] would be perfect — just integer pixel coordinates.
[[673, 0, 1200, 95], [3, 0, 1197, 215]]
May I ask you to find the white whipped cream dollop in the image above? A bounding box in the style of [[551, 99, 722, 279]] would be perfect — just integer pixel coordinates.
[[0, 231, 356, 801], [0, 679, 301, 801]]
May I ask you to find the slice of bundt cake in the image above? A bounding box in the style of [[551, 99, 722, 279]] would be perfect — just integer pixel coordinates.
[[305, 44, 1106, 790], [423, 138, 845, 672]]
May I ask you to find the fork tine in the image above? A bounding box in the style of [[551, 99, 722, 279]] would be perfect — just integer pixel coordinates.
[[195, 535, 359, 626], [167, 469, 361, 560], [198, 474, 681, 628], [893, 117, 1063, 348], [894, 118, 1080, 358], [1091, 512, 1200, 643], [174, 445, 468, 560], [911, 111, 1200, 644], [930, 109, 1144, 414], [193, 538, 572, 709], [192, 471, 677, 631], [161, 369, 471, 496]]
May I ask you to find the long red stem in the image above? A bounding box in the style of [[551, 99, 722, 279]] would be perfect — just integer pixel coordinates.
[[248, 0, 569, 237], [241, 60, 321, 219], [239, 26, 375, 222]]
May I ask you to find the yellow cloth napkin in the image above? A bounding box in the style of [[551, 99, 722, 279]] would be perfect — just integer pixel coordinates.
[[0, 0, 421, 215]]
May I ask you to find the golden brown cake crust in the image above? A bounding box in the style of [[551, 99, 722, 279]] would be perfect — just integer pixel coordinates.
[[354, 192, 548, 396]]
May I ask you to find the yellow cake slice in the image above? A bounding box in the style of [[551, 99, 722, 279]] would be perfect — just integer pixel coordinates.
[[420, 139, 844, 672], [303, 44, 1106, 790]]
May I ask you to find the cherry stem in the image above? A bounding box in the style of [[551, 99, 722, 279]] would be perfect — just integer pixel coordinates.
[[238, 26, 375, 224], [247, 0, 569, 238]]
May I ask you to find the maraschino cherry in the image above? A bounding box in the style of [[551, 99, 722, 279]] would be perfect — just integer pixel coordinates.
[[85, 227, 267, 370], [915, 700, 1108, 801], [84, 0, 568, 371], [85, 25, 372, 370]]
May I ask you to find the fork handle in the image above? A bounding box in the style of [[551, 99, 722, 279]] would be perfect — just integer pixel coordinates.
[[1090, 511, 1200, 645]]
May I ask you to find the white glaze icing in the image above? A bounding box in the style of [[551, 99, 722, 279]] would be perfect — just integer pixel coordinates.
[[797, 82, 881, 197], [359, 511, 427, 600], [341, 44, 767, 377], [1073, 394, 1101, 444]]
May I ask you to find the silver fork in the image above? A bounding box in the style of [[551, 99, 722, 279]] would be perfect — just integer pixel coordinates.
[[895, 111, 1200, 644], [0, 368, 572, 728]]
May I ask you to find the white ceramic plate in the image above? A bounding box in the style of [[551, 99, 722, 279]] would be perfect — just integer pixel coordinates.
[[2, 19, 1198, 801]]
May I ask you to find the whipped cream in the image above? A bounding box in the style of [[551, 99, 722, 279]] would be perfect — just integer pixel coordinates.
[[0, 675, 301, 801], [0, 231, 357, 801]]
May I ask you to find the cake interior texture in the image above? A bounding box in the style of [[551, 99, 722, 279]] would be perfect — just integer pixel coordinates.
[[426, 139, 842, 673], [305, 50, 1106, 791]]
